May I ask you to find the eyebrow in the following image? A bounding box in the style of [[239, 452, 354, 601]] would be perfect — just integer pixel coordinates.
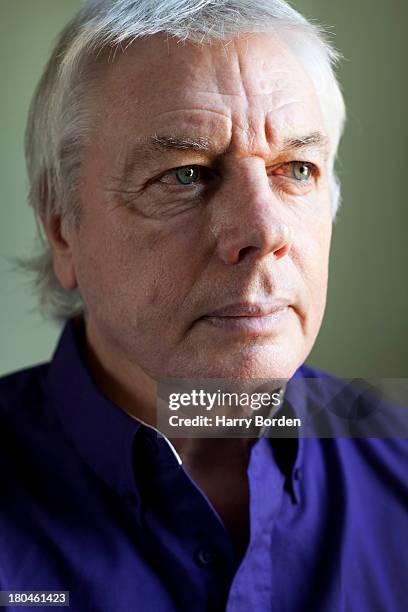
[[149, 132, 329, 153], [121, 130, 329, 182], [149, 135, 211, 152], [120, 136, 213, 183], [281, 131, 329, 152]]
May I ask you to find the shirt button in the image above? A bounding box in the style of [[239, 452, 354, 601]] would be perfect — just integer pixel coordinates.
[[293, 468, 303, 481], [195, 547, 217, 567]]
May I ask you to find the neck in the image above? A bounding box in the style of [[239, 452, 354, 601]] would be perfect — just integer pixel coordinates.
[[81, 315, 260, 464]]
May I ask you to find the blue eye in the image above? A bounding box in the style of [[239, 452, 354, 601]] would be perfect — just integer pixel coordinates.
[[292, 162, 313, 181], [175, 166, 200, 185]]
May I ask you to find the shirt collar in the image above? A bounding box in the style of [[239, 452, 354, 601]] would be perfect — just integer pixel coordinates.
[[45, 316, 141, 499], [281, 366, 308, 477], [45, 316, 306, 498]]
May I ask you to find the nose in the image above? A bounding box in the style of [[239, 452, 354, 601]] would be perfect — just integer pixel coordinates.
[[211, 161, 293, 266]]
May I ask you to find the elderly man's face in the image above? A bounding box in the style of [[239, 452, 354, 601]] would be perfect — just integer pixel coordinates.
[[68, 32, 332, 381]]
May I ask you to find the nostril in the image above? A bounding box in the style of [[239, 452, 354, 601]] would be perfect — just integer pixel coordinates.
[[237, 245, 258, 262], [274, 244, 289, 260]]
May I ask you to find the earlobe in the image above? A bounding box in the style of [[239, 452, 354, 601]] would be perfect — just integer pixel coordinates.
[[41, 214, 78, 291]]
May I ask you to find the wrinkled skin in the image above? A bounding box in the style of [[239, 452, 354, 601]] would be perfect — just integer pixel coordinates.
[[46, 32, 333, 416]]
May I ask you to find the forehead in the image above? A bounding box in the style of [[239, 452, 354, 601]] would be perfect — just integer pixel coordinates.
[[93, 32, 325, 153]]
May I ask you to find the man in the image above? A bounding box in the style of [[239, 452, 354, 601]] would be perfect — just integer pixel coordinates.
[[0, 1, 406, 611]]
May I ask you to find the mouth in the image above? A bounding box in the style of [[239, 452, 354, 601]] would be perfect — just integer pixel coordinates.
[[199, 301, 292, 335]]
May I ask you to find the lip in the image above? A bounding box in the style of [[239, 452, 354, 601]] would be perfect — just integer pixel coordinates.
[[204, 300, 291, 318], [200, 301, 292, 334]]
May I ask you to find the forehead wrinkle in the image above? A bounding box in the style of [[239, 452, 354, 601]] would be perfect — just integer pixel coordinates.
[[264, 100, 303, 132], [177, 88, 289, 98], [219, 37, 300, 103], [237, 44, 253, 102], [153, 107, 232, 124], [224, 101, 287, 157]]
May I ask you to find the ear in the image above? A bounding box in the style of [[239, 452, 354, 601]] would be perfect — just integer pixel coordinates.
[[41, 214, 78, 291]]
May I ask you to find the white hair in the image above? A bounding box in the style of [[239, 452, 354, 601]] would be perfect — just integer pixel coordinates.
[[20, 0, 346, 323]]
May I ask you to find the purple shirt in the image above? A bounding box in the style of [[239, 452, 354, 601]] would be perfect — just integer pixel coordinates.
[[0, 317, 407, 611]]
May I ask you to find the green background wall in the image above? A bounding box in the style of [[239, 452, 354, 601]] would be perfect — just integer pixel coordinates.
[[0, 0, 407, 377]]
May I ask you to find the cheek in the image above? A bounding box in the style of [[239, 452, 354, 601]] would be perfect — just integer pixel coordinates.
[[74, 211, 205, 324], [306, 220, 332, 320], [291, 214, 332, 325]]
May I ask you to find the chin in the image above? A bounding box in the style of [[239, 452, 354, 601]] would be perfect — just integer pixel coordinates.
[[167, 342, 304, 382]]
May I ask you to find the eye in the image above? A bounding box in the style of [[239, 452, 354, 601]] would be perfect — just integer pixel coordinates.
[[154, 164, 215, 192], [273, 161, 317, 183], [285, 161, 316, 182], [292, 162, 313, 181], [173, 166, 201, 185]]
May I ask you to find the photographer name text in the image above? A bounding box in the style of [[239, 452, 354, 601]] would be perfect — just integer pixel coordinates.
[[167, 414, 301, 429]]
